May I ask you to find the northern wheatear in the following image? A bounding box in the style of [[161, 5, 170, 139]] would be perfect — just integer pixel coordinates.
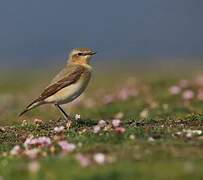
[[19, 48, 96, 120]]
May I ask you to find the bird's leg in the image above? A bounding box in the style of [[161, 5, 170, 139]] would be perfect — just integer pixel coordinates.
[[55, 104, 70, 121]]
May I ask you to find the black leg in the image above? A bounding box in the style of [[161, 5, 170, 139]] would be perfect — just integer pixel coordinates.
[[55, 104, 69, 120]]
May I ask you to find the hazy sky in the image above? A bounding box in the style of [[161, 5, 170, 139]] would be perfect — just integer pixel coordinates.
[[0, 0, 203, 66]]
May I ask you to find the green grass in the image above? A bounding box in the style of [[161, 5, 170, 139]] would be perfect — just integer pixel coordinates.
[[0, 71, 203, 180]]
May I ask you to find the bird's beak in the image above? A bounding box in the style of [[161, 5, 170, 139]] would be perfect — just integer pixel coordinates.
[[88, 51, 97, 56]]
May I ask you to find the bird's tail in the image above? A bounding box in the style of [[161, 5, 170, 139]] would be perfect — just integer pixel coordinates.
[[19, 100, 43, 117]]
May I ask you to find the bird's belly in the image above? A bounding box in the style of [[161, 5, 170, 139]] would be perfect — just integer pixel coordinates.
[[45, 78, 89, 104]]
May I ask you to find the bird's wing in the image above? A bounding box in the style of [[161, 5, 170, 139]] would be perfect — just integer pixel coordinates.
[[50, 66, 71, 84], [34, 65, 85, 103]]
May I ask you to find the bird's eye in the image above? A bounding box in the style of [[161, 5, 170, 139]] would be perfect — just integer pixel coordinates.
[[78, 53, 82, 56]]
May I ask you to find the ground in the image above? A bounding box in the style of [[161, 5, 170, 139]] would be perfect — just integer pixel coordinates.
[[0, 69, 203, 180]]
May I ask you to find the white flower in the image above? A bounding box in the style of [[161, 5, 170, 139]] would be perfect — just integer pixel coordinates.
[[129, 134, 135, 140], [114, 112, 124, 119], [54, 126, 65, 133], [75, 114, 81, 120], [33, 118, 43, 124], [10, 145, 21, 156], [93, 153, 106, 164], [148, 137, 155, 142], [140, 109, 149, 118], [98, 120, 107, 128], [183, 129, 202, 138], [93, 126, 101, 134], [28, 161, 40, 174]]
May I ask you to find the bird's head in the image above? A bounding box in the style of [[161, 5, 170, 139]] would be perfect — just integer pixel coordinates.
[[68, 48, 96, 65]]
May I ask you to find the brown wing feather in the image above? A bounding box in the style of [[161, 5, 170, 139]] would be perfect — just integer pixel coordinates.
[[34, 65, 85, 103]]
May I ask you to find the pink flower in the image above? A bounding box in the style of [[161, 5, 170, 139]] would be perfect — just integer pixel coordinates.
[[169, 86, 181, 95], [197, 89, 203, 100], [24, 136, 51, 149], [112, 119, 121, 128], [179, 80, 190, 88], [75, 154, 91, 167], [54, 126, 65, 133], [24, 148, 40, 159], [182, 90, 194, 100], [118, 88, 130, 100], [58, 141, 76, 153], [195, 76, 203, 87], [102, 95, 114, 104], [93, 153, 106, 165], [114, 127, 126, 134], [117, 87, 138, 101]]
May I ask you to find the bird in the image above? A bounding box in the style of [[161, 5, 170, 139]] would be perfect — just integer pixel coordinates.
[[19, 48, 96, 120]]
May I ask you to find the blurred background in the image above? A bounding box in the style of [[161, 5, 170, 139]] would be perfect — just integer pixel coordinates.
[[1, 2, 203, 179], [0, 0, 203, 73]]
